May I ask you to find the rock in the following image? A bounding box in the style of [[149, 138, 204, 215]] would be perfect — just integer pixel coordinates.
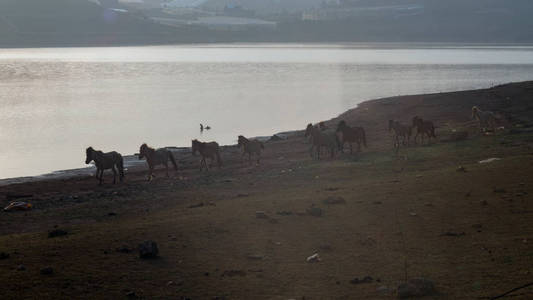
[[255, 211, 268, 219], [493, 188, 507, 193], [306, 207, 324, 217], [322, 196, 346, 205], [441, 231, 466, 237], [236, 193, 249, 198], [376, 285, 390, 295], [40, 266, 54, 275], [397, 278, 436, 298], [17, 264, 26, 271], [108, 212, 117, 216], [126, 291, 137, 298], [247, 254, 264, 260], [188, 203, 205, 208], [306, 253, 321, 263], [116, 246, 131, 253], [350, 276, 373, 285], [479, 158, 501, 164], [138, 241, 159, 259], [48, 229, 68, 238], [221, 270, 246, 277], [480, 200, 488, 206], [276, 211, 293, 216], [456, 166, 467, 172], [0, 252, 9, 259]]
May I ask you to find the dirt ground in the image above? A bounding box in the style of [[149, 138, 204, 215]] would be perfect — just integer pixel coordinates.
[[1, 81, 533, 299]]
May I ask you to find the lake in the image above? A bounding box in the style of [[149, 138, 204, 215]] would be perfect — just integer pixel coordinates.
[[1, 44, 533, 179]]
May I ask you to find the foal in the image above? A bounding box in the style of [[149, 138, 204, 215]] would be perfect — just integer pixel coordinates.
[[238, 135, 264, 165], [138, 143, 178, 180], [191, 139, 222, 171], [85, 147, 124, 185], [305, 123, 337, 159], [388, 119, 412, 146], [472, 106, 497, 132]]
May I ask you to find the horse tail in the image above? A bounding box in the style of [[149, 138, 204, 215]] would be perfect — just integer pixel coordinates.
[[168, 151, 178, 171], [361, 128, 367, 147], [117, 154, 125, 181]]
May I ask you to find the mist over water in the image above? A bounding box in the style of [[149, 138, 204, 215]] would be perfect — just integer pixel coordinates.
[[1, 44, 533, 179]]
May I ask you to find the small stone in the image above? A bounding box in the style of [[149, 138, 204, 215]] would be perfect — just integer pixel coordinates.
[[255, 211, 268, 219], [398, 278, 435, 298], [126, 291, 136, 298], [306, 207, 324, 217], [306, 253, 320, 263], [116, 246, 131, 253], [17, 264, 25, 271], [350, 276, 373, 285], [322, 196, 346, 205], [108, 212, 117, 216], [493, 188, 507, 193], [456, 166, 466, 172], [48, 229, 68, 238], [480, 200, 488, 206], [247, 254, 264, 260], [409, 212, 417, 216], [40, 266, 54, 275], [138, 241, 158, 259], [0, 252, 9, 259], [376, 285, 390, 295]]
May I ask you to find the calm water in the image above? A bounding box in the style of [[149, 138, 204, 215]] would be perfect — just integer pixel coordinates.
[[1, 44, 533, 179]]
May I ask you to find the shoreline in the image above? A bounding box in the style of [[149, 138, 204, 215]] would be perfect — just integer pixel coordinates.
[[1, 81, 531, 187]]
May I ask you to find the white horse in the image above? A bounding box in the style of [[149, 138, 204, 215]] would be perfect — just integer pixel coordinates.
[[472, 106, 497, 132]]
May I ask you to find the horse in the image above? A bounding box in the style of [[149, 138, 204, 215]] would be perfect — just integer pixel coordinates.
[[305, 123, 337, 159], [336, 120, 367, 154], [191, 139, 222, 171], [472, 106, 497, 132], [412, 116, 436, 144], [388, 120, 412, 146], [138, 143, 178, 180], [238, 135, 264, 165], [85, 147, 124, 185]]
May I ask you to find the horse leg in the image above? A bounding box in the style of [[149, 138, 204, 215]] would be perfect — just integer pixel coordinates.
[[112, 167, 117, 184], [148, 166, 154, 181], [165, 162, 169, 177], [99, 169, 104, 185]]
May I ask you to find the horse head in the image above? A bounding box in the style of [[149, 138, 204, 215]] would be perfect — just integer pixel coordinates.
[[85, 147, 94, 164], [471, 106, 479, 120], [237, 135, 246, 147], [304, 123, 314, 137], [139, 143, 148, 160]]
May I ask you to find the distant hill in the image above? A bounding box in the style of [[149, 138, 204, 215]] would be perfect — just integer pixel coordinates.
[[1, 0, 533, 47], [0, 0, 181, 47]]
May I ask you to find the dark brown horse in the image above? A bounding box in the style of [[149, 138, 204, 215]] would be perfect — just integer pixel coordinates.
[[388, 120, 412, 146], [138, 143, 178, 180], [85, 147, 124, 185], [412, 116, 436, 144], [336, 120, 367, 154], [305, 123, 337, 159], [238, 135, 264, 165], [192, 139, 222, 171]]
